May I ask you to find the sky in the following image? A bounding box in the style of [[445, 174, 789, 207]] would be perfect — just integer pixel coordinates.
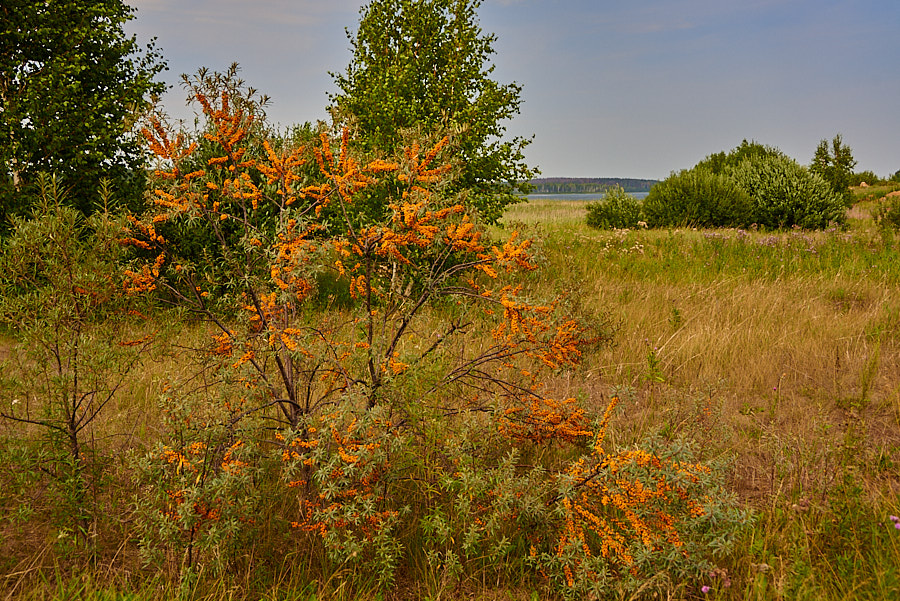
[[125, 0, 900, 180]]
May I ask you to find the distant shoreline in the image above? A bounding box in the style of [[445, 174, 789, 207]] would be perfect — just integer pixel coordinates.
[[529, 177, 658, 195], [525, 192, 650, 201]]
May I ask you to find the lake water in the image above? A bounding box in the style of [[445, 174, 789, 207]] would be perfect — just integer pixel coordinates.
[[526, 192, 649, 202]]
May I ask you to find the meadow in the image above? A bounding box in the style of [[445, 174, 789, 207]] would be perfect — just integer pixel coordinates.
[[501, 188, 900, 599], [2, 184, 900, 601]]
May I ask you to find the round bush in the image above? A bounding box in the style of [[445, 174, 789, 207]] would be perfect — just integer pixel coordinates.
[[642, 167, 754, 228], [727, 155, 846, 229], [585, 185, 642, 229]]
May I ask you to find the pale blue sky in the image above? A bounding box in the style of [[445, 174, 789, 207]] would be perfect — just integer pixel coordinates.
[[127, 0, 900, 179]]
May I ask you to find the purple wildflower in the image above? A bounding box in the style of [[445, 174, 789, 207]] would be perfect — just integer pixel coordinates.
[[701, 585, 711, 593]]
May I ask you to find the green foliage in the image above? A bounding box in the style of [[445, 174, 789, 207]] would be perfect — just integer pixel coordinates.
[[132, 386, 267, 577], [417, 445, 541, 591], [698, 139, 784, 175], [330, 0, 535, 224], [0, 0, 167, 231], [642, 167, 754, 228], [850, 170, 881, 186], [874, 195, 900, 232], [585, 185, 643, 229], [642, 141, 845, 230], [0, 176, 151, 538], [728, 153, 847, 229], [810, 134, 857, 207]]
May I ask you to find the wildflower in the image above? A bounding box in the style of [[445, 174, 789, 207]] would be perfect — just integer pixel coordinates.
[[701, 585, 711, 593]]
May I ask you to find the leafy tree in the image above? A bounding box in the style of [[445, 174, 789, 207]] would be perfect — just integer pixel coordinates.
[[810, 134, 856, 207], [0, 0, 167, 231], [329, 0, 535, 224]]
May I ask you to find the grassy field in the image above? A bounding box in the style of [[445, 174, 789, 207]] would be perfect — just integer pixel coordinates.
[[499, 192, 900, 599], [3, 187, 900, 600]]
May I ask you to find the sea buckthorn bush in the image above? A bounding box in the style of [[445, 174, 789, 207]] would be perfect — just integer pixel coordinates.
[[0, 178, 153, 545], [122, 68, 751, 595], [278, 407, 407, 587], [527, 399, 751, 598], [132, 385, 268, 576]]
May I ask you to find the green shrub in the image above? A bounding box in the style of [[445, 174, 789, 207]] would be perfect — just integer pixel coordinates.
[[728, 154, 846, 229], [0, 176, 152, 544], [585, 185, 642, 229], [875, 195, 900, 231], [133, 387, 269, 578], [642, 167, 754, 228]]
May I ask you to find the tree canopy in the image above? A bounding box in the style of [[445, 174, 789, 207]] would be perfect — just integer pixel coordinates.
[[329, 0, 535, 224], [0, 0, 167, 230], [697, 139, 784, 175], [810, 134, 856, 207]]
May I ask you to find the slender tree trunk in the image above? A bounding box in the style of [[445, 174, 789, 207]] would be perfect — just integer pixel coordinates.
[[0, 86, 21, 189]]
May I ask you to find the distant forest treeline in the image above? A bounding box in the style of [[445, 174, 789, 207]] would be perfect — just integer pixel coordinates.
[[530, 177, 658, 194]]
